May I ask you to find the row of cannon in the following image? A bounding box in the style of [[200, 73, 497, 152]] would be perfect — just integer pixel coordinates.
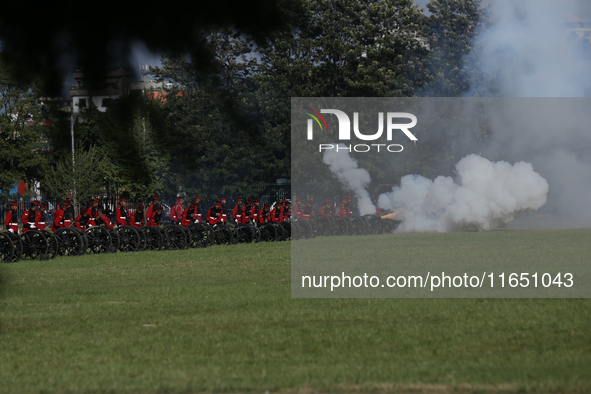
[[292, 214, 399, 239], [0, 222, 291, 262], [0, 215, 399, 262]]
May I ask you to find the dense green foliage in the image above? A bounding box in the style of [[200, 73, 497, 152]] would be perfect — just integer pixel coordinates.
[[426, 0, 485, 96], [0, 61, 47, 194]]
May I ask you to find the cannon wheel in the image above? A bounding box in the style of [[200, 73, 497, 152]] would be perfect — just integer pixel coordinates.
[[293, 220, 314, 239], [142, 226, 165, 251], [197, 224, 214, 247], [381, 218, 401, 233], [252, 225, 261, 243], [71, 228, 89, 254], [349, 215, 368, 236], [273, 222, 286, 241], [187, 224, 212, 248], [163, 225, 188, 250], [290, 221, 300, 240], [40, 230, 60, 259], [157, 227, 170, 250], [214, 225, 235, 245], [135, 226, 148, 251], [21, 230, 48, 260], [115, 226, 141, 252], [186, 224, 202, 248], [54, 228, 84, 256], [6, 232, 23, 262], [313, 215, 333, 236], [0, 233, 14, 263], [235, 224, 255, 243], [85, 226, 112, 254], [259, 222, 277, 242], [332, 216, 350, 236], [363, 214, 383, 234], [109, 229, 120, 252], [280, 222, 291, 240]]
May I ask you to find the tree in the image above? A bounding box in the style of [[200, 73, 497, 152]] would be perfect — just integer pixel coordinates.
[[425, 0, 485, 96], [43, 144, 109, 211], [0, 61, 47, 195], [151, 27, 288, 198], [257, 0, 432, 194], [257, 0, 431, 97], [76, 96, 177, 201]]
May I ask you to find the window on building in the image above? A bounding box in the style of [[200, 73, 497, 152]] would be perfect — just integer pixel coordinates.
[[101, 98, 112, 108], [78, 98, 87, 108]]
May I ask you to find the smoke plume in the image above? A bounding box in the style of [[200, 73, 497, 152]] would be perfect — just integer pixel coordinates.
[[323, 145, 376, 215], [457, 0, 591, 228], [378, 155, 549, 232]]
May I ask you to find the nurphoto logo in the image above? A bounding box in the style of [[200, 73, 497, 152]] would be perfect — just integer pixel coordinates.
[[303, 107, 418, 153]]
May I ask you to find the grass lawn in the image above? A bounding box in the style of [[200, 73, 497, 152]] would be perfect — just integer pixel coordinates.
[[1, 230, 591, 393]]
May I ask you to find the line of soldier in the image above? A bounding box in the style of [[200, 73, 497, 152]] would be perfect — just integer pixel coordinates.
[[4, 198, 117, 233], [292, 195, 355, 219], [168, 195, 291, 226], [4, 193, 295, 234]]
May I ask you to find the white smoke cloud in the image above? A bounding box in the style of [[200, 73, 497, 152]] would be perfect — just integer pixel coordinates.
[[378, 155, 549, 232], [471, 0, 589, 97], [323, 145, 376, 215], [463, 0, 591, 228]]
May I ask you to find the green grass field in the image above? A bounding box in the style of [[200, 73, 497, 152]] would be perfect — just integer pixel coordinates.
[[1, 230, 591, 393]]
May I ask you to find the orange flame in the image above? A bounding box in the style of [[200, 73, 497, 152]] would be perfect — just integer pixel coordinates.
[[381, 212, 400, 220]]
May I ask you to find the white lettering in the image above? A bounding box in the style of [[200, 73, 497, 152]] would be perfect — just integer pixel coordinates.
[[387, 113, 418, 141], [353, 144, 370, 152], [353, 112, 383, 140], [387, 144, 404, 152], [321, 109, 351, 140]]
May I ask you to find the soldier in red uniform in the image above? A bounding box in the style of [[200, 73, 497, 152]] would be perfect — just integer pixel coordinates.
[[257, 204, 270, 223], [146, 195, 159, 220], [116, 198, 129, 226], [146, 196, 162, 226], [86, 198, 100, 227], [130, 205, 145, 228], [299, 197, 314, 220], [94, 209, 114, 229], [5, 201, 19, 233], [147, 205, 164, 227], [75, 210, 91, 230], [220, 196, 228, 222], [293, 197, 302, 217], [64, 201, 75, 227], [232, 197, 243, 224], [52, 199, 73, 231], [251, 198, 260, 223], [318, 196, 334, 216], [170, 197, 184, 224], [207, 200, 224, 225], [241, 198, 253, 224], [193, 195, 203, 223], [87, 198, 99, 217], [338, 196, 352, 217], [281, 199, 291, 221], [181, 202, 197, 226], [35, 202, 49, 230], [270, 202, 283, 223], [21, 200, 40, 232]]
